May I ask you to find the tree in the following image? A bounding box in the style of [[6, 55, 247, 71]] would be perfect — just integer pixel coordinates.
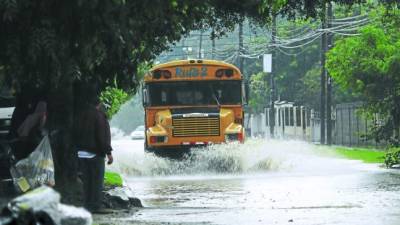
[[100, 62, 151, 119], [243, 2, 377, 114], [249, 72, 269, 113], [326, 8, 400, 145]]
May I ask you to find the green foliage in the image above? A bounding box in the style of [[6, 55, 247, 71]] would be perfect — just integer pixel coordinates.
[[136, 62, 153, 82], [0, 0, 369, 96], [249, 72, 269, 113], [243, 17, 322, 112], [326, 8, 400, 144], [296, 65, 321, 109], [104, 171, 123, 188], [100, 86, 130, 119], [244, 3, 387, 114], [384, 147, 400, 168], [0, 0, 371, 106], [0, 0, 274, 98], [99, 62, 150, 119]]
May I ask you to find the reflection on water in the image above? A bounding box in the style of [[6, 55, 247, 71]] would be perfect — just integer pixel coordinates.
[[106, 136, 400, 225], [133, 178, 243, 207], [123, 171, 400, 225]]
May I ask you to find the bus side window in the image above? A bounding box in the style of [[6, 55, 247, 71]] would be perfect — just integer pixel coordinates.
[[142, 87, 149, 106]]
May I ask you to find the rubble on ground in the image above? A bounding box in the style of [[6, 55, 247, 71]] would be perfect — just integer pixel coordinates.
[[103, 186, 143, 209], [0, 186, 92, 225]]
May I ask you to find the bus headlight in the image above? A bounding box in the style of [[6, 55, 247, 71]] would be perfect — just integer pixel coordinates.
[[225, 133, 243, 143]]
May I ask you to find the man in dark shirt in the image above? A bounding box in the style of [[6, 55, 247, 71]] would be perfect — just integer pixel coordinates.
[[74, 98, 113, 212]]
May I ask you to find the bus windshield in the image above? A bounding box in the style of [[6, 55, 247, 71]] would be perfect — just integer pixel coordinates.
[[147, 80, 242, 106]]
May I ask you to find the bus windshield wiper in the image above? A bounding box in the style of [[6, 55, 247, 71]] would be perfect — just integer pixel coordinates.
[[212, 92, 220, 106], [209, 84, 220, 107]]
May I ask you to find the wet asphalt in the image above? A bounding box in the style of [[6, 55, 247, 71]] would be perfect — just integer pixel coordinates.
[[94, 139, 400, 225]]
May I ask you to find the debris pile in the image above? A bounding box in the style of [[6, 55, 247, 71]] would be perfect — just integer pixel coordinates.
[[103, 186, 143, 209], [0, 186, 92, 225]]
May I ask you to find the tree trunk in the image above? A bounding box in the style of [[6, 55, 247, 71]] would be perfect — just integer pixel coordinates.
[[391, 109, 400, 146], [394, 117, 400, 146], [48, 74, 80, 205]]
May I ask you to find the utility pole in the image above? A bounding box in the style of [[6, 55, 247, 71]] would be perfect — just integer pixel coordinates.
[[198, 30, 203, 59], [212, 28, 216, 59], [320, 2, 327, 145], [269, 14, 277, 139], [326, 1, 333, 145], [238, 22, 244, 73], [181, 39, 186, 60]]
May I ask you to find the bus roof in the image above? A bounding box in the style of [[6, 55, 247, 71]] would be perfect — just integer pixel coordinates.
[[145, 59, 243, 82], [151, 59, 240, 72]]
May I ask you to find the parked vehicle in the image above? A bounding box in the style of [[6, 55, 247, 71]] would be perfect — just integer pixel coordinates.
[[130, 125, 145, 139]]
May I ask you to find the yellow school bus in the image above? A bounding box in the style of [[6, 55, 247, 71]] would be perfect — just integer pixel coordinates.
[[142, 59, 247, 153]]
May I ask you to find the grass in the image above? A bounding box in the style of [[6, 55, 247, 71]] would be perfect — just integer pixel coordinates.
[[332, 146, 386, 164], [104, 171, 123, 187]]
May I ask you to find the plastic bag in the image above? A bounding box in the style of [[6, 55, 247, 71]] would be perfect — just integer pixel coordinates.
[[10, 135, 55, 193]]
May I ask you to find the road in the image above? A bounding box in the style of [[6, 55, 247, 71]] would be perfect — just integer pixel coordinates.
[[97, 138, 400, 225]]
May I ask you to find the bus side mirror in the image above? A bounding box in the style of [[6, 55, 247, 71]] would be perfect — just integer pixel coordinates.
[[142, 87, 149, 107]]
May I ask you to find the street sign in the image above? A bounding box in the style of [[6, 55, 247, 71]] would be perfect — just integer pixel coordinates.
[[263, 54, 272, 73]]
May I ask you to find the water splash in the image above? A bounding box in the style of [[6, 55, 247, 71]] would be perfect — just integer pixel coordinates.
[[108, 137, 354, 177], [110, 95, 144, 135], [110, 127, 128, 140]]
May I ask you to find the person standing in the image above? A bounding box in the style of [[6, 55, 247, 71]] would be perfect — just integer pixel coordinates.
[[74, 97, 113, 212], [14, 101, 47, 160]]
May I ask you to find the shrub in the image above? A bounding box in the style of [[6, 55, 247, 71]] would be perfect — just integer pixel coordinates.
[[384, 147, 400, 168]]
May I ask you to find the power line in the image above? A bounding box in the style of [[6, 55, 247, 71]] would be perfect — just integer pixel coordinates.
[[157, 14, 370, 63]]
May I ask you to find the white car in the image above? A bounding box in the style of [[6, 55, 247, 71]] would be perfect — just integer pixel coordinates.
[[130, 125, 145, 139]]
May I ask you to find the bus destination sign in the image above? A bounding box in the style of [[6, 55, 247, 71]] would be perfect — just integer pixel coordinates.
[[175, 67, 207, 78]]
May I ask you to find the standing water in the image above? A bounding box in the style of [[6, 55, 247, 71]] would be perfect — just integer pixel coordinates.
[[99, 129, 400, 225]]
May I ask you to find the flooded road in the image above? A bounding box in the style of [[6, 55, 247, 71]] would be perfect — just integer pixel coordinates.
[[102, 137, 400, 225]]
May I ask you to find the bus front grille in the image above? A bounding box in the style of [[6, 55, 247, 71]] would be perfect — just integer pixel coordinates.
[[172, 117, 220, 137]]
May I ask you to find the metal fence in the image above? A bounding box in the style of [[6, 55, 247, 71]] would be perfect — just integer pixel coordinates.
[[334, 102, 384, 147], [251, 102, 314, 141], [248, 101, 385, 148]]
